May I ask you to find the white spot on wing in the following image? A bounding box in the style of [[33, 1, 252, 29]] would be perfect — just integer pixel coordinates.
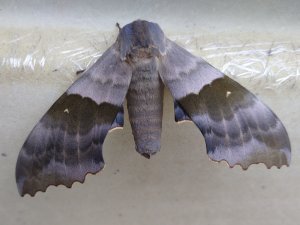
[[226, 91, 231, 97]]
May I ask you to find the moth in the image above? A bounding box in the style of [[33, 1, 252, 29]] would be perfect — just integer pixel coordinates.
[[16, 20, 291, 197]]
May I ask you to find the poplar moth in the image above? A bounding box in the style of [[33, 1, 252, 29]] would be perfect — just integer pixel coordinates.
[[16, 20, 291, 196]]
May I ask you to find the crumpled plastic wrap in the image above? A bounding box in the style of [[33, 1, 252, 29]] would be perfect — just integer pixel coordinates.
[[203, 41, 299, 89], [0, 29, 299, 91], [172, 35, 300, 90]]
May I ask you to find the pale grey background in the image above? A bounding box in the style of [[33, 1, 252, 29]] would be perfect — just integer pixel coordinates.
[[0, 1, 299, 225]]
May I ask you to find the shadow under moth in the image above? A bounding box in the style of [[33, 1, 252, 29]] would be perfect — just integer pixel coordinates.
[[16, 20, 291, 197]]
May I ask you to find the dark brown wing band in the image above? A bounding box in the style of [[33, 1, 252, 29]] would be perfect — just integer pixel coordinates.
[[16, 93, 122, 196], [177, 76, 291, 169]]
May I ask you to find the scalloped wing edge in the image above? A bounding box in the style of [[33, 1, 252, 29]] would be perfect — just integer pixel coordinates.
[[207, 155, 291, 170], [20, 165, 105, 197]]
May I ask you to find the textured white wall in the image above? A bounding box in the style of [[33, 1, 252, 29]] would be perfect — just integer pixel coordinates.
[[0, 1, 299, 225]]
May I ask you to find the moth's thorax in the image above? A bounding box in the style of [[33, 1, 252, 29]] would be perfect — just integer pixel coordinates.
[[128, 47, 160, 62], [118, 20, 166, 60], [131, 56, 159, 72]]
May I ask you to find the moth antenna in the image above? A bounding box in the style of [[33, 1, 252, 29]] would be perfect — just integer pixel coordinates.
[[116, 22, 121, 31]]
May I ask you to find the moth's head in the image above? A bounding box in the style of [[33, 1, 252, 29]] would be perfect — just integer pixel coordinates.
[[117, 20, 166, 61]]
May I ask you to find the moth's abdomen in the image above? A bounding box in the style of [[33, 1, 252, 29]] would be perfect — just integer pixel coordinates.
[[126, 59, 164, 158]]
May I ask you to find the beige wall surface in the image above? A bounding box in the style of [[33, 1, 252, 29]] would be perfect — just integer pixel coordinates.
[[0, 1, 299, 225]]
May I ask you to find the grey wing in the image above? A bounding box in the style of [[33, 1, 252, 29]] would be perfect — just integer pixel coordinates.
[[16, 44, 132, 196], [159, 39, 291, 169]]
